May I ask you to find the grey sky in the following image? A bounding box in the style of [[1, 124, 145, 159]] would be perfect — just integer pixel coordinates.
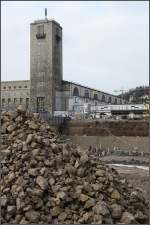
[[2, 1, 149, 94]]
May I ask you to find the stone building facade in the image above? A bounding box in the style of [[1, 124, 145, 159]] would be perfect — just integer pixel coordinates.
[[1, 18, 126, 114], [1, 80, 30, 111]]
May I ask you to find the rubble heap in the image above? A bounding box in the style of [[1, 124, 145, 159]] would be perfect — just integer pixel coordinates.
[[1, 107, 149, 224]]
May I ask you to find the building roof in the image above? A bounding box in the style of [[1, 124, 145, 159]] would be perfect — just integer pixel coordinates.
[[1, 80, 30, 83], [30, 19, 62, 28], [62, 80, 123, 99]]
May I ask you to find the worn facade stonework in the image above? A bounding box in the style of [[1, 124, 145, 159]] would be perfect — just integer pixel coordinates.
[[1, 18, 126, 114]]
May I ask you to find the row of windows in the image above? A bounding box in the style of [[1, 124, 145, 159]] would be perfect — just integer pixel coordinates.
[[2, 85, 28, 90], [73, 87, 119, 103], [2, 98, 29, 104]]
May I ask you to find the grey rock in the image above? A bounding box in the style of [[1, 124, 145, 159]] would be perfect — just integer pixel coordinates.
[[110, 203, 122, 219], [95, 169, 105, 177], [36, 176, 48, 190], [93, 201, 110, 216], [7, 124, 16, 132], [49, 177, 55, 186], [120, 211, 135, 224], [28, 168, 38, 176], [28, 121, 39, 130], [51, 206, 62, 217], [7, 205, 16, 215], [25, 210, 40, 223], [58, 212, 67, 221], [26, 134, 33, 144], [84, 198, 95, 209], [1, 195, 8, 207]]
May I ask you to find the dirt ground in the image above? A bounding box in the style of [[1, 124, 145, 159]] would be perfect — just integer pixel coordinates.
[[108, 164, 149, 199], [102, 155, 149, 199]]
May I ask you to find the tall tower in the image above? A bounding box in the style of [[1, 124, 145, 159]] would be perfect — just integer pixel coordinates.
[[30, 14, 63, 114]]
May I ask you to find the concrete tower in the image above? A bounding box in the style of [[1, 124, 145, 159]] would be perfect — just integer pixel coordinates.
[[30, 14, 63, 114]]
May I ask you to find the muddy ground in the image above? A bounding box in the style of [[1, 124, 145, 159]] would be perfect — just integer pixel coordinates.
[[101, 155, 149, 166], [100, 155, 149, 199]]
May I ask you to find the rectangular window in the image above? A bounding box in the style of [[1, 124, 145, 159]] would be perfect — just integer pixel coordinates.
[[38, 25, 44, 35], [37, 97, 45, 112], [75, 97, 78, 103], [20, 98, 23, 103], [14, 98, 17, 103], [36, 25, 45, 39], [26, 98, 29, 104], [8, 98, 11, 103], [2, 98, 5, 106]]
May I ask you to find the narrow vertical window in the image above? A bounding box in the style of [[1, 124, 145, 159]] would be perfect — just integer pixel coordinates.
[[20, 98, 23, 104], [36, 25, 45, 39], [26, 98, 29, 109], [2, 98, 5, 106], [8, 98, 11, 104], [37, 97, 45, 112]]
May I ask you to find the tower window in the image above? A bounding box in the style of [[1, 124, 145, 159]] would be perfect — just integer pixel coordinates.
[[36, 25, 46, 39], [55, 34, 61, 43], [37, 97, 44, 112]]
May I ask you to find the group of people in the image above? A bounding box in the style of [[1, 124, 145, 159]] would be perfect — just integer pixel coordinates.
[[88, 145, 111, 157], [88, 145, 146, 157]]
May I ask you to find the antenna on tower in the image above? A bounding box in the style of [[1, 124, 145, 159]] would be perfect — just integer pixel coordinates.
[[45, 8, 47, 20]]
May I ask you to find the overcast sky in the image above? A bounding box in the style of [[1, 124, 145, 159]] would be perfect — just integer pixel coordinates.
[[2, 1, 149, 94]]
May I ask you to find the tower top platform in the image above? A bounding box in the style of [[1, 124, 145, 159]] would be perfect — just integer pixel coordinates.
[[30, 19, 62, 28]]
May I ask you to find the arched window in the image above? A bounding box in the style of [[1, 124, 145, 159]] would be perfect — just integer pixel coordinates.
[[84, 89, 89, 98], [108, 96, 111, 103], [73, 87, 79, 96], [101, 95, 105, 102], [94, 93, 98, 100]]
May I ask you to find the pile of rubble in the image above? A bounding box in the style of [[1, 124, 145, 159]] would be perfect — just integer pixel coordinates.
[[1, 107, 149, 224]]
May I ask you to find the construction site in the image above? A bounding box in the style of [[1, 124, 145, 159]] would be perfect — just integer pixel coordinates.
[[1, 9, 149, 225]]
